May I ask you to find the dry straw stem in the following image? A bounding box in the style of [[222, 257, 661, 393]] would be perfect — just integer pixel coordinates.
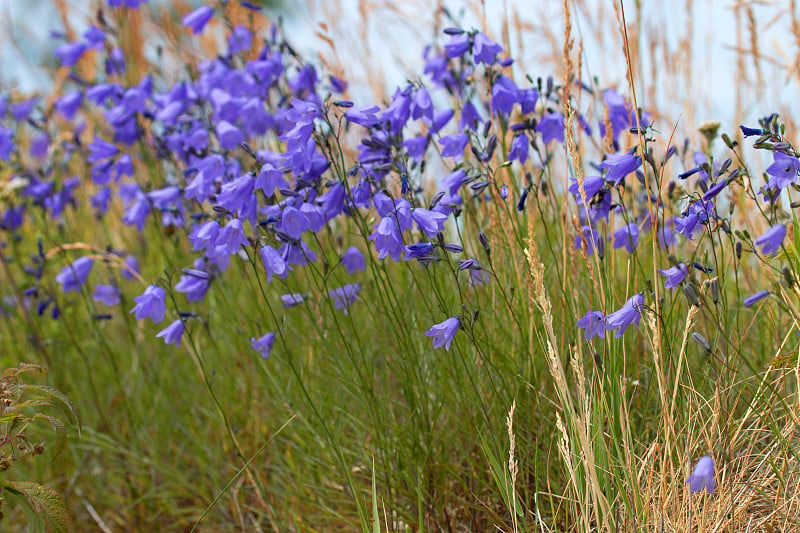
[[524, 235, 613, 531]]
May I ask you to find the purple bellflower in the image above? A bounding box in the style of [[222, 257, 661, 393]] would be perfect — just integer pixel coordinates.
[[131, 284, 167, 323], [613, 223, 639, 253], [55, 256, 94, 293], [605, 293, 644, 338], [598, 152, 642, 186], [765, 151, 800, 191], [658, 263, 689, 290], [93, 284, 121, 306], [329, 283, 361, 315], [576, 310, 606, 341], [251, 332, 275, 359], [342, 246, 366, 274], [156, 319, 185, 346], [686, 455, 716, 495], [754, 224, 786, 256], [425, 317, 460, 350], [182, 5, 214, 34]]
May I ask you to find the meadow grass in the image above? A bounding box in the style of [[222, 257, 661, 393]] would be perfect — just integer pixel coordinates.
[[1, 1, 800, 531]]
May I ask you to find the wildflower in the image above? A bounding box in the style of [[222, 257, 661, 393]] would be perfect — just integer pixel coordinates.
[[412, 208, 447, 237], [131, 285, 166, 323], [342, 246, 366, 274], [156, 319, 185, 347], [613, 223, 639, 253], [228, 26, 252, 55], [281, 293, 305, 307], [0, 127, 14, 161], [702, 179, 729, 201], [54, 90, 83, 120], [605, 293, 644, 338], [411, 87, 433, 121], [508, 134, 529, 163], [754, 224, 786, 256], [576, 310, 606, 341], [329, 283, 361, 315], [575, 226, 602, 257], [686, 455, 716, 495], [598, 152, 642, 186], [658, 263, 689, 290], [55, 257, 94, 293], [53, 41, 87, 67], [444, 33, 470, 58], [744, 290, 770, 307], [536, 112, 565, 144], [425, 317, 460, 350], [603, 89, 631, 141], [93, 284, 121, 306], [405, 242, 435, 261], [765, 151, 800, 191], [459, 101, 483, 130], [569, 175, 605, 203], [122, 255, 140, 280], [281, 206, 310, 239], [182, 5, 214, 34], [491, 75, 518, 116], [251, 332, 275, 359], [260, 245, 289, 282], [472, 32, 502, 64], [439, 133, 469, 162]]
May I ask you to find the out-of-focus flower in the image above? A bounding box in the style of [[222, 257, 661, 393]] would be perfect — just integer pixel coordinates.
[[182, 5, 214, 34], [754, 224, 786, 256], [131, 285, 166, 323], [93, 284, 121, 306], [744, 290, 770, 307], [686, 455, 716, 495], [55, 257, 94, 293], [156, 319, 185, 346], [251, 332, 275, 359]]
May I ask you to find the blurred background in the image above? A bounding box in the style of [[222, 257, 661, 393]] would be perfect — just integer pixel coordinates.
[[1, 0, 799, 139]]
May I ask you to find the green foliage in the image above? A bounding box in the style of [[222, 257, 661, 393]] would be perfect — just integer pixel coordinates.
[[0, 364, 78, 531]]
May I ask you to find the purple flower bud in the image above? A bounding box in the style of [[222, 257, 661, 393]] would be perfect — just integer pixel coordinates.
[[744, 290, 770, 307], [182, 5, 214, 34]]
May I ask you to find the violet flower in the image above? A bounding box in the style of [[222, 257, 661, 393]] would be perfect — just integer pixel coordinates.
[[425, 317, 460, 350], [686, 455, 716, 494], [605, 293, 644, 338], [577, 310, 606, 341], [55, 257, 94, 293], [156, 319, 185, 347], [754, 224, 786, 256], [251, 332, 275, 359], [182, 5, 214, 34]]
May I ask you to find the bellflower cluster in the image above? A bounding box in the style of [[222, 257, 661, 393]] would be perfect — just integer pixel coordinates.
[[0, 0, 792, 377]]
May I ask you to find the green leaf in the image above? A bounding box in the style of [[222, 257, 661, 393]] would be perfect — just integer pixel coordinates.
[[371, 456, 380, 533], [0, 479, 47, 533], [19, 384, 80, 431], [32, 413, 67, 461], [11, 481, 69, 533]]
